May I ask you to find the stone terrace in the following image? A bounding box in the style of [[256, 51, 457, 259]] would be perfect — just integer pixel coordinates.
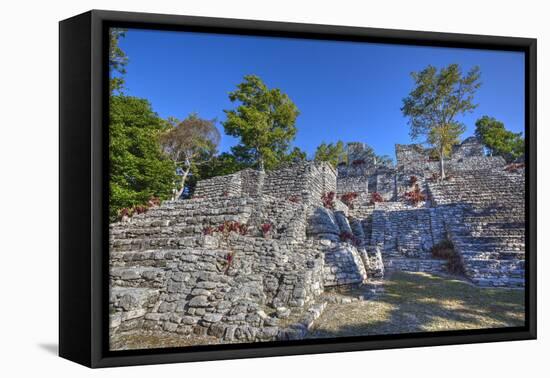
[[109, 138, 526, 348], [428, 168, 525, 287]]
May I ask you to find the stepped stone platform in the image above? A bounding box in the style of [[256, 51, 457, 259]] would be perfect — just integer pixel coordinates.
[[110, 162, 370, 345], [110, 138, 526, 347], [428, 169, 525, 287]]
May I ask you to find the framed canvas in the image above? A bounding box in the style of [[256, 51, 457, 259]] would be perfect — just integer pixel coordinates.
[[59, 10, 536, 368]]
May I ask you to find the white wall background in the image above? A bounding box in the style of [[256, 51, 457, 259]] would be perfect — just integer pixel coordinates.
[[0, 0, 546, 376]]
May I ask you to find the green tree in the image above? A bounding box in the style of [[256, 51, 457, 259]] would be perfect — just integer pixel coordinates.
[[475, 116, 524, 162], [223, 75, 300, 171], [109, 28, 128, 94], [160, 114, 221, 199], [187, 152, 252, 197], [109, 96, 176, 221], [314, 141, 346, 167], [376, 154, 393, 166], [284, 147, 307, 163], [402, 64, 481, 180]]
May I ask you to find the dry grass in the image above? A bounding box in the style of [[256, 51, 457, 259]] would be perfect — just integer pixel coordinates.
[[110, 330, 221, 351], [307, 271, 525, 338]]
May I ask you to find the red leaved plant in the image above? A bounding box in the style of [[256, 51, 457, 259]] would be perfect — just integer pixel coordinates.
[[369, 192, 384, 205], [260, 223, 272, 238], [322, 191, 336, 209], [403, 184, 425, 205], [340, 192, 358, 209], [288, 195, 301, 203]]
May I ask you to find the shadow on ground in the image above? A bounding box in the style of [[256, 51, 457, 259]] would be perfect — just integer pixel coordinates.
[[307, 271, 525, 339]]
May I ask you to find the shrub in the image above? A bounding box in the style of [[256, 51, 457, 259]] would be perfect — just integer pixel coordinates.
[[447, 255, 465, 275], [505, 163, 525, 173], [133, 205, 148, 215], [216, 221, 249, 237], [403, 184, 425, 205], [369, 192, 384, 205], [117, 196, 163, 221], [340, 192, 359, 209], [224, 252, 235, 274], [339, 231, 360, 247], [431, 240, 455, 259], [322, 191, 336, 209], [428, 172, 439, 182], [288, 195, 301, 203], [118, 207, 133, 219], [203, 226, 215, 236], [211, 222, 248, 274], [431, 240, 465, 275], [147, 196, 161, 207], [260, 223, 272, 238]]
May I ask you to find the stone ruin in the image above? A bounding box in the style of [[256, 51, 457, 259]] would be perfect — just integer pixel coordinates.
[[109, 137, 525, 346]]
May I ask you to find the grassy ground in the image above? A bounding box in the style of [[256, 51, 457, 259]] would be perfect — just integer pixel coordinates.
[[110, 330, 221, 350], [307, 271, 525, 339]]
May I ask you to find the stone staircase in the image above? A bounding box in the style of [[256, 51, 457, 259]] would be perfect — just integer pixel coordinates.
[[428, 169, 525, 287], [108, 191, 331, 341], [322, 243, 368, 286], [367, 201, 447, 274]]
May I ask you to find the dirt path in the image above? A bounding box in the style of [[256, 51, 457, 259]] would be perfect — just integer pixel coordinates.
[[307, 271, 525, 339]]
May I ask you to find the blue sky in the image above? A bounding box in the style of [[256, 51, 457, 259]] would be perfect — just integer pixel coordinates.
[[117, 29, 525, 160]]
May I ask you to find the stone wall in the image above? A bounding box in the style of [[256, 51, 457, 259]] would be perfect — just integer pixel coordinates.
[[194, 161, 337, 205], [347, 142, 376, 166], [336, 176, 369, 196], [427, 168, 525, 287], [262, 161, 336, 205], [110, 235, 325, 343], [395, 137, 504, 176], [452, 136, 485, 159], [194, 172, 242, 198], [396, 143, 428, 169]]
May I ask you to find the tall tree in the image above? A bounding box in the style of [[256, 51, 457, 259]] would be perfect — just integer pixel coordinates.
[[376, 154, 393, 166], [475, 116, 524, 162], [402, 64, 481, 180], [109, 28, 128, 94], [109, 96, 176, 220], [314, 141, 346, 168], [160, 114, 221, 199], [223, 75, 300, 171], [284, 147, 308, 163]]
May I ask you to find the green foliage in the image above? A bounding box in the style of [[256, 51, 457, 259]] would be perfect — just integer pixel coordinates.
[[402, 64, 481, 179], [376, 154, 393, 166], [109, 95, 176, 221], [187, 152, 251, 197], [314, 141, 346, 167], [222, 75, 300, 171], [109, 28, 128, 94], [475, 116, 524, 162], [281, 146, 307, 164], [428, 122, 466, 158]]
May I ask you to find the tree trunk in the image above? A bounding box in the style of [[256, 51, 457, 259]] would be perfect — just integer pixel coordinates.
[[439, 147, 445, 182], [175, 166, 191, 200], [258, 153, 265, 172]]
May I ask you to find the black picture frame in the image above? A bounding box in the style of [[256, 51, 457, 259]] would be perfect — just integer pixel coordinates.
[[59, 9, 537, 368]]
